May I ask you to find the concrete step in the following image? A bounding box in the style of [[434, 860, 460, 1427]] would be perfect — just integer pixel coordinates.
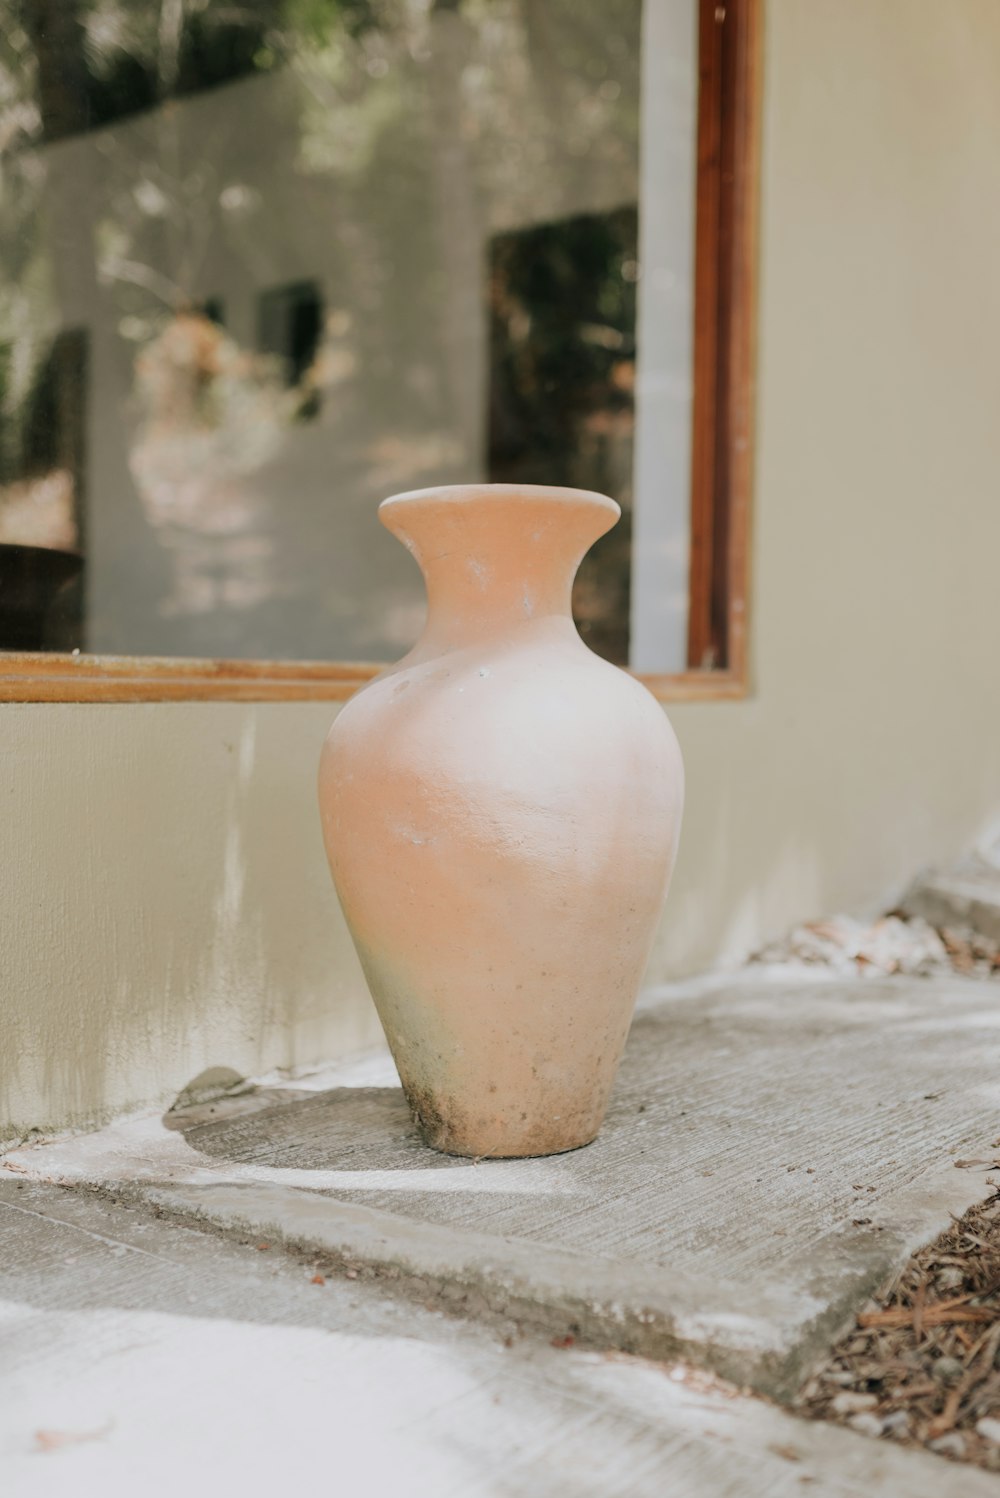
[[899, 854, 1000, 944], [3, 1178, 998, 1497], [6, 971, 1000, 1403]]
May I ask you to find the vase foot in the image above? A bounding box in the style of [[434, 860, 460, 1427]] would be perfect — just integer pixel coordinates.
[[406, 1087, 603, 1159]]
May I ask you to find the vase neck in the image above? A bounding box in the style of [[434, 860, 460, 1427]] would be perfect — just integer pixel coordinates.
[[380, 484, 620, 654]]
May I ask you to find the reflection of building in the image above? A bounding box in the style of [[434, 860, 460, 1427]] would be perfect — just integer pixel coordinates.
[[9, 0, 695, 667]]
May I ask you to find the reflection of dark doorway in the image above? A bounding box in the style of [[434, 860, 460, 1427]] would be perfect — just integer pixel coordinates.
[[487, 206, 637, 666], [0, 545, 82, 651], [200, 296, 226, 327], [0, 327, 88, 651], [258, 280, 323, 419]]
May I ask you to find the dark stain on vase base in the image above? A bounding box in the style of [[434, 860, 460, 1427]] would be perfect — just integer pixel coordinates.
[[404, 1081, 598, 1160]]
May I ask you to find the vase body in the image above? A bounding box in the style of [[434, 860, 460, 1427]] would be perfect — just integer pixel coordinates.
[[319, 484, 684, 1157]]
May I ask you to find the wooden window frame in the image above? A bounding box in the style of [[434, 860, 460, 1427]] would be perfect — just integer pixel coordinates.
[[0, 0, 759, 706]]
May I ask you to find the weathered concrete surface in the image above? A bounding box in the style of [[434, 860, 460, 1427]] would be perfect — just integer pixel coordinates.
[[5, 974, 1000, 1399], [900, 853, 1000, 943], [2, 1179, 996, 1498]]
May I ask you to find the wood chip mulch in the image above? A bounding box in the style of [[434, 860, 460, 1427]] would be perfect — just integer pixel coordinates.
[[937, 925, 1000, 979], [796, 1185, 1000, 1470]]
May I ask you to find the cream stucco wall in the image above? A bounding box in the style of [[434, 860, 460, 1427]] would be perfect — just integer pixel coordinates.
[[3, 0, 1000, 1139]]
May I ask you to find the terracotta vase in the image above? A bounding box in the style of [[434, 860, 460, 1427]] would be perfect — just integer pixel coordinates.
[[319, 484, 684, 1158]]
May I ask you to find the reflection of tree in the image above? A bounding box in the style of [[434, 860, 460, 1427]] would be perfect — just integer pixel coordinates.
[[17, 3, 93, 520], [0, 4, 94, 642]]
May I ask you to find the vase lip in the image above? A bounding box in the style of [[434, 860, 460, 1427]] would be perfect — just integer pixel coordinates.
[[379, 482, 620, 522]]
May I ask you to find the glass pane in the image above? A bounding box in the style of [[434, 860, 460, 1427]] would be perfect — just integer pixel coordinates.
[[0, 0, 695, 669]]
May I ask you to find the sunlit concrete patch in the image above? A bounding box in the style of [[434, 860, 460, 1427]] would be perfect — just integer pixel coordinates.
[[1, 1109, 579, 1198], [5, 972, 1000, 1399]]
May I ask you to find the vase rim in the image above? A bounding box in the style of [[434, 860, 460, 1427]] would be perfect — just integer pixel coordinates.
[[379, 483, 620, 520]]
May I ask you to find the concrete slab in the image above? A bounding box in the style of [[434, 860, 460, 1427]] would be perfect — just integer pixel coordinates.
[[2, 1180, 996, 1498], [5, 973, 1000, 1399], [900, 854, 1000, 943]]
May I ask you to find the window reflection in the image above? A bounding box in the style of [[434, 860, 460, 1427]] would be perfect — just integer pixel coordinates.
[[0, 0, 694, 667]]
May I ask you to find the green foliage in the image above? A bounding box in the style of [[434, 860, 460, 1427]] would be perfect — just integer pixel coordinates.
[[282, 0, 380, 47]]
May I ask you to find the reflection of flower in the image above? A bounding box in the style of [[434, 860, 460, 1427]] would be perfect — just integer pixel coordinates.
[[128, 312, 302, 618]]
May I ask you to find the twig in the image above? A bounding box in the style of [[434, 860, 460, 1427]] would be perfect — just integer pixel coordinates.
[[912, 1279, 927, 1343], [858, 1301, 995, 1330], [926, 1322, 1000, 1439]]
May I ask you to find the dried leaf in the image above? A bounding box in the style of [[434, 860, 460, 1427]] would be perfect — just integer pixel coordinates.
[[35, 1421, 112, 1454]]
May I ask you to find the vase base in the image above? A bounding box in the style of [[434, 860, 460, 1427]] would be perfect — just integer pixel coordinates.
[[419, 1131, 600, 1161], [406, 1088, 602, 1159], [416, 1128, 601, 1161]]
